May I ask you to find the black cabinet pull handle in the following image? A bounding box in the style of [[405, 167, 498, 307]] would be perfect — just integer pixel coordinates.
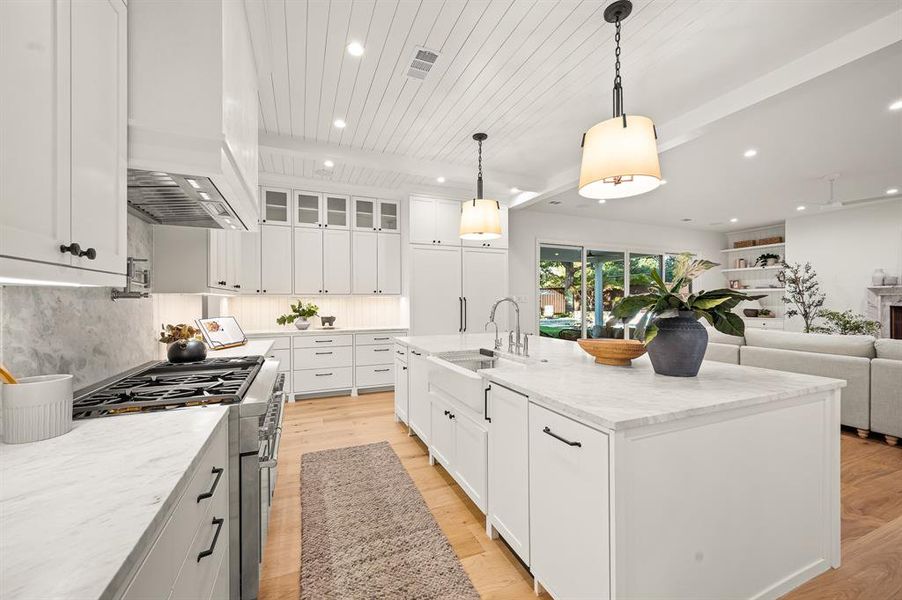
[[79, 247, 97, 260], [197, 517, 224, 562], [314, 339, 333, 343], [411, 350, 422, 356], [402, 366, 407, 371], [375, 368, 390, 372], [449, 413, 455, 419], [315, 351, 333, 355], [458, 297, 463, 332], [444, 409, 450, 416], [374, 337, 390, 340], [59, 242, 81, 256], [197, 467, 224, 502], [543, 426, 581, 447], [374, 348, 390, 352], [463, 297, 467, 331], [484, 387, 491, 422], [315, 372, 333, 377]]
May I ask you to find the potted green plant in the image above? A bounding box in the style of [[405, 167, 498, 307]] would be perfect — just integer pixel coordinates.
[[276, 301, 319, 330], [612, 254, 765, 377], [159, 323, 207, 363], [758, 308, 774, 318], [755, 253, 781, 267]]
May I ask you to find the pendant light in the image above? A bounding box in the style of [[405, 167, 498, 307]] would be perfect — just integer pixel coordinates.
[[459, 132, 502, 240], [579, 0, 662, 200]]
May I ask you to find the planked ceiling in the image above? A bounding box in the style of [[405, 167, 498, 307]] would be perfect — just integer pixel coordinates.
[[247, 0, 900, 193]]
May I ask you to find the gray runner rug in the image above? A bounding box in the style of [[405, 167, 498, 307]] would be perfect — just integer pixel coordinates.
[[300, 441, 479, 599]]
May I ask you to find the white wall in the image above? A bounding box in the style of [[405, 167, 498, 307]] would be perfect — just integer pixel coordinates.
[[785, 200, 902, 330], [509, 209, 726, 334]]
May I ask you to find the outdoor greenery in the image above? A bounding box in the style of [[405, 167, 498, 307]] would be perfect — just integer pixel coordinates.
[[611, 253, 765, 345], [276, 300, 319, 326], [813, 309, 881, 336], [778, 262, 826, 333]]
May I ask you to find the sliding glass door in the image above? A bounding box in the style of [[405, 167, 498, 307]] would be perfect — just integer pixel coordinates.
[[585, 250, 626, 339], [538, 245, 583, 340]]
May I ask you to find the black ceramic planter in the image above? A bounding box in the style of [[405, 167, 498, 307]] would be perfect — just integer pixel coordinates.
[[167, 339, 208, 363], [646, 312, 708, 377]]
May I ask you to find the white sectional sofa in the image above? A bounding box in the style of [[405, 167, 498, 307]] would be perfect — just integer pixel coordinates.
[[704, 327, 902, 445]]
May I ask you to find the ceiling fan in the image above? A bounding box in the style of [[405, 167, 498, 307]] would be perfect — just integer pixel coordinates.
[[814, 174, 896, 210]]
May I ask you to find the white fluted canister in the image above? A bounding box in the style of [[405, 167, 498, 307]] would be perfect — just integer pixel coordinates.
[[2, 374, 74, 444]]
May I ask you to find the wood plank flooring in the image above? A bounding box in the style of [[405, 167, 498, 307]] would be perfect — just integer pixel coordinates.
[[259, 392, 902, 600]]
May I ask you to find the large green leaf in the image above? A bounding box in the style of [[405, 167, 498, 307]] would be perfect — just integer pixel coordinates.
[[691, 296, 732, 310], [643, 322, 659, 346], [712, 311, 745, 337], [647, 268, 667, 291], [612, 294, 656, 318]]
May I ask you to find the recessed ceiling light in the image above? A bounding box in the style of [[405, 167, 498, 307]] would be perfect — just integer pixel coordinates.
[[597, 199, 606, 204], [796, 205, 806, 211], [886, 188, 899, 195], [333, 118, 346, 129], [743, 149, 757, 158], [729, 217, 738, 223], [889, 99, 902, 111], [436, 176, 445, 183], [347, 41, 364, 57], [323, 160, 334, 168], [510, 187, 520, 193]]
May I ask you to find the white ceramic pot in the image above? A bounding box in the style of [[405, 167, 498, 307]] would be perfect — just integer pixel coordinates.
[[294, 318, 310, 330], [2, 374, 74, 444], [872, 269, 886, 286]]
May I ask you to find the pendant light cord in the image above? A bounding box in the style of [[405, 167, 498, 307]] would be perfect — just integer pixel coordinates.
[[476, 138, 484, 199], [612, 18, 624, 119]]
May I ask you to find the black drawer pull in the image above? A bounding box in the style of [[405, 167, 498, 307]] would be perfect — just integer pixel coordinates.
[[374, 337, 390, 340], [484, 387, 491, 423], [375, 368, 390, 372], [196, 467, 224, 502], [197, 517, 224, 562], [444, 409, 450, 416], [373, 348, 390, 352], [411, 350, 422, 356], [314, 339, 333, 343], [543, 426, 581, 447], [315, 351, 333, 355], [315, 372, 333, 377]]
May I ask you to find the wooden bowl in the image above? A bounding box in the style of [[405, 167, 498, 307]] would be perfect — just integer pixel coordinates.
[[577, 338, 647, 366]]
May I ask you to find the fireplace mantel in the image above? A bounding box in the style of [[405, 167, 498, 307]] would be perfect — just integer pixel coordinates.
[[867, 287, 902, 338]]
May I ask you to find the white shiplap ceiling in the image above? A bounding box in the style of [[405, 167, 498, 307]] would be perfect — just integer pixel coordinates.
[[247, 0, 901, 199]]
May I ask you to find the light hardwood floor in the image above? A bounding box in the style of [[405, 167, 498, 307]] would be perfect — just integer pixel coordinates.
[[259, 392, 902, 600]]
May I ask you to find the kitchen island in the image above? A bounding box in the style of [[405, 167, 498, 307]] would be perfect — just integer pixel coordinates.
[[394, 333, 845, 600]]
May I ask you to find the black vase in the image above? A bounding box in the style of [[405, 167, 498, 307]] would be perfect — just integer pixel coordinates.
[[646, 311, 708, 377], [167, 339, 208, 363]]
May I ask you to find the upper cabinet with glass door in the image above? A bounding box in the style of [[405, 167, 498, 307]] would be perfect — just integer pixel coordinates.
[[352, 198, 400, 233], [261, 187, 292, 226], [295, 191, 323, 228], [378, 199, 400, 233], [323, 194, 350, 229]]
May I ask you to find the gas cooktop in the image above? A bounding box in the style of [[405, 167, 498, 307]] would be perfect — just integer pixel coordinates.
[[73, 356, 264, 419]]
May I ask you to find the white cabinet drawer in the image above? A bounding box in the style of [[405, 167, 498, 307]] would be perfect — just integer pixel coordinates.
[[394, 344, 408, 363], [294, 367, 353, 393], [268, 336, 291, 351], [123, 419, 228, 600], [293, 346, 353, 369], [356, 364, 394, 388], [355, 344, 394, 366], [293, 333, 353, 349], [268, 348, 291, 371], [356, 331, 404, 346]]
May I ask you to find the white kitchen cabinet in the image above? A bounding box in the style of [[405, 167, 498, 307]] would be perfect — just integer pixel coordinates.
[[430, 397, 455, 468], [323, 194, 350, 229], [352, 197, 377, 230], [452, 410, 488, 512], [407, 350, 430, 443], [239, 230, 261, 293], [379, 199, 401, 233], [261, 187, 291, 225], [529, 402, 611, 600], [408, 196, 461, 246], [352, 231, 379, 293], [153, 227, 242, 293], [322, 229, 351, 294], [377, 233, 402, 295], [409, 245, 463, 335], [295, 191, 323, 228], [487, 384, 530, 564], [394, 356, 409, 424], [462, 247, 508, 332], [260, 224, 292, 294], [293, 228, 323, 294], [0, 0, 127, 284], [462, 205, 508, 249]]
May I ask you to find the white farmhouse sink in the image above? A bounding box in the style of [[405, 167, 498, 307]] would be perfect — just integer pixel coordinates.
[[427, 350, 524, 414]]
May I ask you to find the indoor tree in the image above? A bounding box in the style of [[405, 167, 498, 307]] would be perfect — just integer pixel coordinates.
[[777, 262, 826, 333]]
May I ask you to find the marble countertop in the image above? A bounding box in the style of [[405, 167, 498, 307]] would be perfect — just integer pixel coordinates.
[[245, 325, 408, 336], [397, 333, 846, 431], [207, 338, 275, 358], [0, 406, 229, 600]]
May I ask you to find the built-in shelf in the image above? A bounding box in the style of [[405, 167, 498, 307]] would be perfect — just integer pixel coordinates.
[[722, 265, 782, 273], [720, 242, 785, 254], [737, 287, 786, 293]]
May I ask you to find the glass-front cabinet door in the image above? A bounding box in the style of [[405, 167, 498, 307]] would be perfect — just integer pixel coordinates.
[[295, 191, 322, 227], [324, 194, 349, 229], [353, 197, 376, 230], [378, 199, 400, 232], [261, 187, 291, 225]]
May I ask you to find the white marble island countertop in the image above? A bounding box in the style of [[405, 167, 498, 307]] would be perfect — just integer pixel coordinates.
[[398, 333, 847, 431], [206, 338, 274, 358], [0, 406, 229, 600]]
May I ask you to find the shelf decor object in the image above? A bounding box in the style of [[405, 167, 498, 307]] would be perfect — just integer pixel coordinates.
[[578, 0, 661, 200], [158, 323, 207, 363], [276, 300, 320, 330], [577, 338, 647, 366], [459, 133, 502, 241]]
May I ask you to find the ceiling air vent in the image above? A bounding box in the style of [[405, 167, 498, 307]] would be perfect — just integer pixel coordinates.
[[406, 47, 439, 80]]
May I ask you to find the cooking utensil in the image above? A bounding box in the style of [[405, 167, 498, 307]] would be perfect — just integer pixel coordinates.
[[0, 364, 17, 384]]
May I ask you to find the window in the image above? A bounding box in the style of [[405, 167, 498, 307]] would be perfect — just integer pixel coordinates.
[[585, 250, 625, 339], [538, 245, 583, 341]]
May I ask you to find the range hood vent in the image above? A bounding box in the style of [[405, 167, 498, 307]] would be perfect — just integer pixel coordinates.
[[127, 170, 243, 229]]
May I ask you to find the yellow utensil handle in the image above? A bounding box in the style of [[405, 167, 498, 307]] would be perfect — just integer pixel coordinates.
[[0, 365, 17, 384]]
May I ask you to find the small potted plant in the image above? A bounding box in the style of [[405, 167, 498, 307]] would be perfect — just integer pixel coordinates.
[[612, 254, 765, 377], [758, 308, 774, 318], [276, 300, 319, 330], [159, 323, 207, 363], [756, 253, 781, 267]]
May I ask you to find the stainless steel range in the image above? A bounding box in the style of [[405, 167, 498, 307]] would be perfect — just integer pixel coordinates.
[[74, 355, 285, 600]]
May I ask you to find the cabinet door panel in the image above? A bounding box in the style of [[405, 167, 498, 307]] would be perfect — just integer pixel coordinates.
[[352, 231, 378, 294], [429, 396, 454, 468], [227, 232, 242, 292], [352, 197, 376, 231], [408, 197, 435, 244], [293, 228, 323, 294], [323, 195, 349, 229], [295, 191, 322, 227], [407, 351, 430, 443], [207, 229, 227, 289], [529, 403, 611, 599], [260, 225, 292, 294], [376, 233, 401, 295], [322, 229, 350, 294], [378, 199, 400, 232], [409, 245, 462, 335], [70, 0, 127, 275], [434, 200, 462, 246], [394, 360, 409, 423], [0, 0, 71, 266], [488, 385, 530, 563], [239, 230, 261, 293], [462, 248, 507, 332], [261, 188, 291, 225], [453, 412, 487, 512]]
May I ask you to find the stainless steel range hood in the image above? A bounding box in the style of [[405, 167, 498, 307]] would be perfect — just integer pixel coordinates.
[[128, 0, 259, 231], [127, 170, 243, 229]]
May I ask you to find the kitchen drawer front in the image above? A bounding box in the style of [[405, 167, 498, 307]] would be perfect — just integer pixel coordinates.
[[356, 364, 394, 388], [123, 419, 228, 600], [293, 346, 353, 370], [356, 331, 405, 346], [268, 348, 291, 371], [394, 344, 408, 364], [294, 367, 353, 393], [355, 343, 394, 366], [292, 333, 353, 349], [169, 471, 230, 600]]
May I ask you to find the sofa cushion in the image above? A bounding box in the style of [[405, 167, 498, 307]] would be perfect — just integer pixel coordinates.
[[875, 339, 902, 361], [871, 359, 902, 437], [743, 328, 876, 359], [703, 326, 745, 346], [704, 342, 740, 364]]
